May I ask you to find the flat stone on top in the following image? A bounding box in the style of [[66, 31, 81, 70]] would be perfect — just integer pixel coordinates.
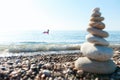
[[92, 7, 100, 12]]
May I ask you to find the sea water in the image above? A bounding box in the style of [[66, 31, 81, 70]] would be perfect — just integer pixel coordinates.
[[0, 30, 86, 44], [0, 30, 120, 57]]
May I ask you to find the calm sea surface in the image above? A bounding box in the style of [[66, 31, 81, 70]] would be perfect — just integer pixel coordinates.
[[0, 30, 120, 44]]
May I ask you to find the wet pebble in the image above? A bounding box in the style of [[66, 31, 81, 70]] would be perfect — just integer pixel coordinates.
[[0, 53, 120, 80]]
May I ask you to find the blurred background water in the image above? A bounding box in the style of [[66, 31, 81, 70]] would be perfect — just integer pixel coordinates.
[[0, 30, 119, 44], [0, 30, 120, 56]]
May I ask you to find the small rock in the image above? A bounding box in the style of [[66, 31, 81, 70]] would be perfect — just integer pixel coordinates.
[[89, 22, 105, 29], [92, 7, 100, 12], [42, 69, 51, 77], [90, 17, 104, 21], [87, 27, 109, 38]]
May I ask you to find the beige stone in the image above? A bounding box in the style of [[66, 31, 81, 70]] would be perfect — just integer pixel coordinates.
[[86, 34, 109, 46], [91, 11, 101, 17], [75, 57, 116, 74], [90, 17, 104, 22], [87, 27, 109, 38], [89, 22, 105, 29], [81, 42, 113, 61]]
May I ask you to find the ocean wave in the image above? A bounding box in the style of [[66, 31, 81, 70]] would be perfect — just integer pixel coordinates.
[[0, 44, 80, 53], [0, 50, 81, 57]]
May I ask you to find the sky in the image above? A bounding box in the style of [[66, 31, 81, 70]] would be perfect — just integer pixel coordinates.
[[0, 0, 120, 32]]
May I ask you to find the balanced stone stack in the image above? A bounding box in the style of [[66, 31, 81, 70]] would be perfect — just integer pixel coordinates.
[[75, 8, 116, 74]]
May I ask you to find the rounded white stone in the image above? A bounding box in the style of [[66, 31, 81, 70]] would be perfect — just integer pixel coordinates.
[[81, 42, 113, 61], [86, 34, 109, 46], [87, 27, 109, 38], [92, 8, 100, 12], [75, 57, 116, 74]]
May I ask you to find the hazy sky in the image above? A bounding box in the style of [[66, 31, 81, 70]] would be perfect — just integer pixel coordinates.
[[0, 0, 120, 32]]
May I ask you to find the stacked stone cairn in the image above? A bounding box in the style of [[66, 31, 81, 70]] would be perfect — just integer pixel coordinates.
[[75, 8, 116, 74]]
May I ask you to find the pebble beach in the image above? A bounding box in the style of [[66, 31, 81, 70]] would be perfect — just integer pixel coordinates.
[[0, 46, 120, 80], [0, 7, 120, 80], [0, 0, 119, 80]]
